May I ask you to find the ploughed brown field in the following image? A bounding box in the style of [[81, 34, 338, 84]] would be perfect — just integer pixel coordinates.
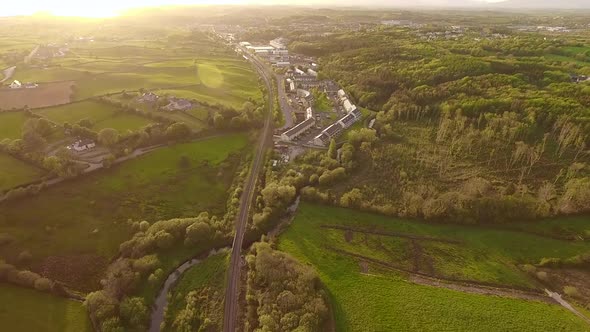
[[0, 81, 73, 109]]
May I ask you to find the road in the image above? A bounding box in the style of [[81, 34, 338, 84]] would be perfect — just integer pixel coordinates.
[[0, 66, 16, 83], [223, 49, 274, 332], [275, 74, 295, 130]]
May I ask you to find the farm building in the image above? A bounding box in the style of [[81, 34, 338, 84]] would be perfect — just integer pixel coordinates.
[[163, 98, 192, 111], [9, 80, 22, 89], [68, 139, 96, 152], [281, 117, 316, 141], [137, 92, 159, 103]]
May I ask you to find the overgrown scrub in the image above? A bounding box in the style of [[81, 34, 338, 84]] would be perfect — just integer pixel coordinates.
[[244, 242, 329, 332]]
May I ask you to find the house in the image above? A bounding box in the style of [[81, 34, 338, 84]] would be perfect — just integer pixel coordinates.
[[138, 92, 159, 103], [163, 98, 192, 111], [68, 139, 96, 152], [314, 122, 345, 146], [9, 80, 22, 89], [305, 107, 314, 120], [343, 99, 356, 113], [280, 117, 316, 141], [339, 113, 357, 128]]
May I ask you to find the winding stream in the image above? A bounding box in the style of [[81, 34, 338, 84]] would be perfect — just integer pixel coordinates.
[[149, 197, 300, 331], [149, 248, 229, 332]]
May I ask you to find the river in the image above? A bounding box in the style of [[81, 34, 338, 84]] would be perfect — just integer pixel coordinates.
[[148, 247, 229, 332]]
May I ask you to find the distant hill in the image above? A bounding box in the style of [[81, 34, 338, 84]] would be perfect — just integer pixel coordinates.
[[489, 0, 590, 9]]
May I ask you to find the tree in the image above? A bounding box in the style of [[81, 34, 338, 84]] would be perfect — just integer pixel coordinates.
[[328, 139, 337, 159], [340, 188, 362, 208], [165, 122, 192, 141], [98, 128, 120, 147], [120, 297, 148, 329]]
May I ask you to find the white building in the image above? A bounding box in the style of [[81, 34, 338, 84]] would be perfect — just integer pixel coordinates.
[[306, 107, 314, 120], [281, 117, 316, 141], [9, 80, 22, 89], [307, 69, 318, 77], [343, 99, 355, 113], [69, 139, 96, 152], [337, 89, 346, 99], [270, 37, 287, 49]]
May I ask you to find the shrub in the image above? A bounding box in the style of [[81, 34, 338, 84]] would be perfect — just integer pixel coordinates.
[[17, 250, 33, 264], [536, 271, 549, 281], [34, 277, 53, 291], [564, 286, 581, 298], [522, 264, 536, 274]]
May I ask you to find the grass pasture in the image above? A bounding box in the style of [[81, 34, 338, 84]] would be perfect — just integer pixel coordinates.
[[0, 111, 28, 139], [35, 100, 153, 132], [162, 252, 229, 332], [278, 203, 590, 331], [0, 133, 249, 291], [0, 284, 92, 332], [0, 153, 45, 192]]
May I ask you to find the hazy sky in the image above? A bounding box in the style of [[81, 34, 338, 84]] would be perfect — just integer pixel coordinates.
[[1, 0, 583, 18]]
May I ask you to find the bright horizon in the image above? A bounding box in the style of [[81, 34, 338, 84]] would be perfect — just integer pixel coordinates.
[[2, 0, 511, 18]]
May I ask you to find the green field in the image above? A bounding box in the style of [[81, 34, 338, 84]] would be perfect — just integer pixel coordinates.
[[0, 111, 28, 139], [0, 284, 92, 332], [0, 133, 249, 291], [162, 252, 229, 332], [0, 153, 45, 192], [17, 53, 263, 109], [278, 203, 590, 331], [35, 101, 153, 132]]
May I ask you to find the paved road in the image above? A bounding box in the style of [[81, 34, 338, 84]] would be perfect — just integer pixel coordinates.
[[275, 74, 295, 130], [222, 49, 274, 332], [0, 66, 15, 83]]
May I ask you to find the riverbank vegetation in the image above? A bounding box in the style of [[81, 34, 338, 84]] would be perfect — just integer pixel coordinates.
[[162, 252, 229, 332], [243, 242, 330, 332]]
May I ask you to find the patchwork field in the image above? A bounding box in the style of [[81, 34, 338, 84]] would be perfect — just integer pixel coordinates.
[[9, 44, 262, 110], [0, 153, 46, 192], [278, 203, 590, 331], [35, 100, 153, 132], [0, 133, 249, 291], [0, 284, 92, 332], [0, 81, 74, 109], [162, 252, 229, 332], [0, 111, 28, 139]]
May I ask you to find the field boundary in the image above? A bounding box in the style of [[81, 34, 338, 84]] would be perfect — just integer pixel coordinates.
[[320, 224, 463, 244], [326, 246, 544, 294]]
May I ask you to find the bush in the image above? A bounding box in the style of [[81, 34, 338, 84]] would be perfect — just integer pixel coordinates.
[[563, 286, 581, 298], [536, 271, 549, 281], [17, 250, 33, 264], [522, 264, 536, 274], [34, 277, 53, 291]]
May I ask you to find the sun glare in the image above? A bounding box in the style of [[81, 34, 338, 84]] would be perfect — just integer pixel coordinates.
[[8, 0, 249, 18]]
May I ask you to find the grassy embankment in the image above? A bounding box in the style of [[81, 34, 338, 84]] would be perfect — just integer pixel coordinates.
[[278, 203, 590, 331]]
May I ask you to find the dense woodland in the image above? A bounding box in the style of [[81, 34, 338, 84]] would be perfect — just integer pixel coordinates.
[[289, 26, 590, 224]]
